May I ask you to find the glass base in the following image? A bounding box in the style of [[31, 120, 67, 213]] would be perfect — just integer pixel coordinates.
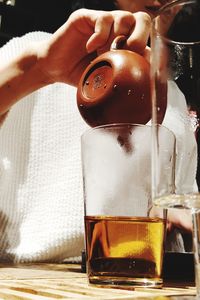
[[89, 275, 163, 289]]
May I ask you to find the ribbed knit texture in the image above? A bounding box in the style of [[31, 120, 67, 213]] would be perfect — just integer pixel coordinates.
[[0, 32, 197, 262], [0, 32, 88, 262]]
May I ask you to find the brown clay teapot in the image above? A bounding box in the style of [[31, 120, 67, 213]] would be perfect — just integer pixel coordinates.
[[77, 35, 152, 127]]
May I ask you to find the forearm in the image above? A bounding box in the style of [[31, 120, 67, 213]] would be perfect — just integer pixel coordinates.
[[0, 47, 53, 119]]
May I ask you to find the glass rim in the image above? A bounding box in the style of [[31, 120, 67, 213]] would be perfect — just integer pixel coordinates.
[[153, 193, 200, 209], [152, 0, 200, 46], [81, 123, 176, 140]]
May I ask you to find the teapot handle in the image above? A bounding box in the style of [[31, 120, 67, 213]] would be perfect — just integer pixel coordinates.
[[110, 35, 127, 50]]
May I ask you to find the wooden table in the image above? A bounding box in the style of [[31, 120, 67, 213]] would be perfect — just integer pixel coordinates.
[[0, 263, 196, 299]]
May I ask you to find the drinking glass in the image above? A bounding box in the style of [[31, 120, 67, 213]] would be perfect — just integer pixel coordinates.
[[81, 123, 175, 288], [151, 0, 200, 296], [151, 0, 200, 191]]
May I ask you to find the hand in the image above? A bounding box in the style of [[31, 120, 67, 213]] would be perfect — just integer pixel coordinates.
[[35, 9, 151, 86], [0, 9, 151, 118], [149, 206, 192, 233], [167, 209, 192, 233]]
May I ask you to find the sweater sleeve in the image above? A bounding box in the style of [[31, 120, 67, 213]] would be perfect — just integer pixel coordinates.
[[0, 32, 89, 263]]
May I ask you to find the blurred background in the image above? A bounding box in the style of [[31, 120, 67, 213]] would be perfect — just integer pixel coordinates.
[[0, 0, 120, 47], [0, 0, 73, 47]]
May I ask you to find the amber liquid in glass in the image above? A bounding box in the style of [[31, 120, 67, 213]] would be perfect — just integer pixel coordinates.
[[85, 216, 165, 287]]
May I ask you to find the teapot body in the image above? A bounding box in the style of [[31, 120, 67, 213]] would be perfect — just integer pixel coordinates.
[[77, 47, 151, 127]]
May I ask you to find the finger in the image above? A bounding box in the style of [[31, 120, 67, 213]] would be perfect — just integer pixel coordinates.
[[167, 209, 193, 233], [96, 11, 136, 55], [143, 46, 151, 62], [86, 12, 114, 53], [125, 12, 151, 55], [111, 11, 136, 37]]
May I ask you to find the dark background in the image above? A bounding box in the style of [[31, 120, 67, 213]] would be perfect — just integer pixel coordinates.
[[0, 0, 73, 47], [0, 0, 118, 47]]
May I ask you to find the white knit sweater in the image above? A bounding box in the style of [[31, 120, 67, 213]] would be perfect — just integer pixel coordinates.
[[0, 32, 89, 262], [0, 32, 197, 262]]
